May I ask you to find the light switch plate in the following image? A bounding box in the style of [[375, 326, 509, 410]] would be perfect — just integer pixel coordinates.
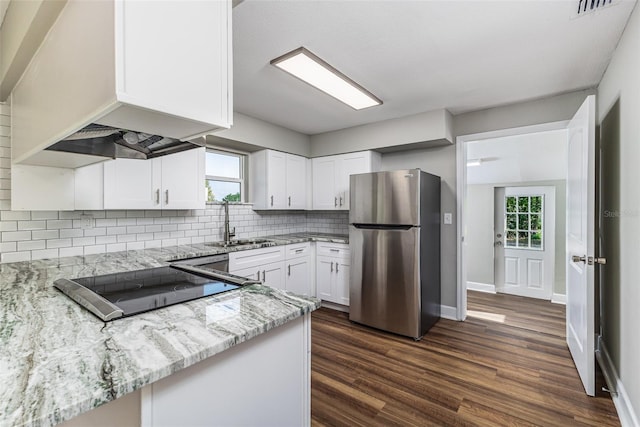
[[444, 213, 453, 225]]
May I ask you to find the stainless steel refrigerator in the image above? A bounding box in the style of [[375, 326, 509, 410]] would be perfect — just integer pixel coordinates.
[[349, 169, 441, 340]]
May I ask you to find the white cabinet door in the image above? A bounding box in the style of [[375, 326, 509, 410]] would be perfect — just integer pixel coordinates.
[[104, 149, 204, 210], [232, 261, 285, 290], [266, 151, 287, 209], [312, 157, 338, 210], [286, 154, 307, 209], [337, 152, 372, 211], [104, 158, 161, 209], [315, 256, 335, 301], [334, 259, 351, 306], [286, 257, 312, 296], [231, 266, 263, 283], [262, 262, 286, 290], [161, 148, 205, 209]]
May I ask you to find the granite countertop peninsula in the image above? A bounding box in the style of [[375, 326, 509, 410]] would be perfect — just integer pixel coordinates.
[[0, 233, 345, 427]]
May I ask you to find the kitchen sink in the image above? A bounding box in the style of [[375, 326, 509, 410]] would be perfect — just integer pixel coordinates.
[[206, 238, 273, 248]]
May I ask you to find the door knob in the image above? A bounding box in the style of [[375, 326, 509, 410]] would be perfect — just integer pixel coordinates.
[[572, 255, 587, 263]]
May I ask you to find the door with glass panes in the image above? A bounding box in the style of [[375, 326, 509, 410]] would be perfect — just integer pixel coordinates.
[[494, 186, 556, 299]]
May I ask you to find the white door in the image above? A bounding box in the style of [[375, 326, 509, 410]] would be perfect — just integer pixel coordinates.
[[566, 95, 597, 396], [286, 154, 307, 209], [161, 148, 205, 209], [267, 151, 287, 209], [315, 256, 335, 301], [337, 152, 369, 210], [286, 257, 311, 296], [103, 158, 161, 209], [261, 262, 286, 290], [312, 157, 337, 210], [334, 259, 350, 305], [494, 186, 556, 299]]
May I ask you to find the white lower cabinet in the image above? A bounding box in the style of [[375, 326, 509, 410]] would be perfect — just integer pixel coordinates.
[[315, 243, 350, 306], [285, 243, 312, 296], [229, 246, 286, 290]]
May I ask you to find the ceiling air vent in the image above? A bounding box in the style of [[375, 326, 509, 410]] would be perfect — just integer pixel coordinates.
[[576, 0, 617, 16]]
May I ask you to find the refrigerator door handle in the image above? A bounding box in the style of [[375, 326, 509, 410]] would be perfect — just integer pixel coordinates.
[[352, 224, 414, 231]]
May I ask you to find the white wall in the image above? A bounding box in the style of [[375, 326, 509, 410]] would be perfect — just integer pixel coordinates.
[[596, 2, 640, 422], [380, 145, 457, 307]]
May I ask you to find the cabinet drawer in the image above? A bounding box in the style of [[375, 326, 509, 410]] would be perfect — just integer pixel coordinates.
[[229, 246, 285, 270], [285, 242, 311, 259], [316, 242, 350, 258]]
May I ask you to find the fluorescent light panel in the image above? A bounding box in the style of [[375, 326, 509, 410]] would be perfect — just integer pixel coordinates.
[[271, 47, 382, 110]]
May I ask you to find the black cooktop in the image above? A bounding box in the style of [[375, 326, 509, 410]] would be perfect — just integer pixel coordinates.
[[57, 266, 240, 320]]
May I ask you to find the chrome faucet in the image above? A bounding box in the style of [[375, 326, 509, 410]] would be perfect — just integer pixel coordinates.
[[223, 200, 236, 244]]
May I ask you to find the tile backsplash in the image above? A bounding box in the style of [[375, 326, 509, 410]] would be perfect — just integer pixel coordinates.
[[0, 103, 348, 263]]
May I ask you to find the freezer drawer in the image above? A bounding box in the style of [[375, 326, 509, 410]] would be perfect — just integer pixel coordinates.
[[349, 225, 423, 338]]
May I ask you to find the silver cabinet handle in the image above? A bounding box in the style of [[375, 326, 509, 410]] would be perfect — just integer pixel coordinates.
[[339, 196, 343, 206], [262, 270, 266, 281], [256, 269, 260, 280], [495, 241, 503, 247], [592, 257, 607, 265], [334, 197, 338, 207], [295, 249, 303, 253], [336, 263, 339, 273], [287, 265, 291, 276], [330, 262, 333, 272], [155, 189, 160, 204], [165, 190, 169, 205], [330, 249, 340, 252], [271, 195, 274, 207], [288, 196, 291, 207]]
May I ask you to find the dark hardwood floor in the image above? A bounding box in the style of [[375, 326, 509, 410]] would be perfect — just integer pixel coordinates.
[[311, 291, 619, 426]]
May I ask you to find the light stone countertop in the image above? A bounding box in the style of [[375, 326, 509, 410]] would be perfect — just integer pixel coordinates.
[[0, 233, 347, 427]]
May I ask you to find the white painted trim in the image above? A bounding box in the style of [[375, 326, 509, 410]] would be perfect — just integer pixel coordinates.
[[597, 341, 639, 427], [467, 282, 496, 293], [551, 293, 566, 304], [320, 301, 349, 313], [440, 305, 458, 321], [456, 120, 570, 322]]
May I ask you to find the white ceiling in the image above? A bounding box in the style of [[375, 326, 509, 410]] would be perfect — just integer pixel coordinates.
[[232, 0, 636, 135], [466, 129, 568, 185]]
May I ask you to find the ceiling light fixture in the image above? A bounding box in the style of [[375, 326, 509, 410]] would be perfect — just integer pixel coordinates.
[[270, 47, 382, 110]]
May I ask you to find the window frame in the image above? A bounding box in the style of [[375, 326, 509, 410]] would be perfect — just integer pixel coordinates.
[[205, 148, 247, 203], [504, 194, 544, 251]]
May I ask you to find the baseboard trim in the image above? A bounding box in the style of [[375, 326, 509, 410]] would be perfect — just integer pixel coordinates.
[[441, 305, 458, 321], [597, 339, 639, 427], [551, 293, 566, 305], [467, 281, 496, 294], [320, 301, 349, 313]]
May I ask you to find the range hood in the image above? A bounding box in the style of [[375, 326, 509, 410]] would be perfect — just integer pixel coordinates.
[[45, 124, 205, 161], [10, 0, 232, 169]]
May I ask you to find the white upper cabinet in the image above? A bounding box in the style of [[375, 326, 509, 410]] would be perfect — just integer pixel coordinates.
[[11, 0, 232, 168], [250, 150, 309, 210], [104, 148, 205, 210], [312, 151, 381, 210]]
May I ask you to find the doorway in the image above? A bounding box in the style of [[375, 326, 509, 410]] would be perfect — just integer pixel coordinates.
[[460, 127, 568, 311]]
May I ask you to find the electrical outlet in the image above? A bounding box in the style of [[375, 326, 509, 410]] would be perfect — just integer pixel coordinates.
[[444, 213, 453, 225], [79, 214, 93, 229]]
